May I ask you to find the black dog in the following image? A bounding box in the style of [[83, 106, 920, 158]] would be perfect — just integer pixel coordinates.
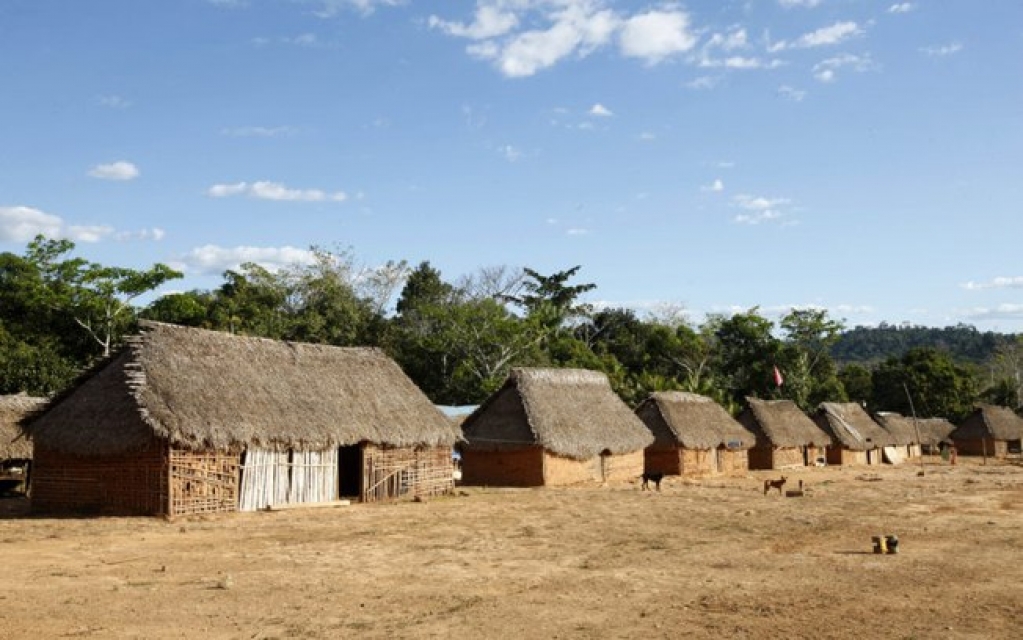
[[640, 472, 665, 491]]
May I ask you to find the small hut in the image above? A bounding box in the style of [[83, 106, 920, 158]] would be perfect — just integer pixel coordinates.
[[951, 404, 1023, 459], [635, 391, 754, 476], [915, 417, 958, 454], [813, 402, 893, 466], [873, 412, 924, 459], [23, 322, 459, 517], [737, 398, 832, 470], [1, 395, 45, 494], [460, 368, 653, 487]]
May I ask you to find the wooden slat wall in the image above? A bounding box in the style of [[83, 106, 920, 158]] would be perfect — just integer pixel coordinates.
[[362, 445, 453, 502], [32, 445, 167, 516], [169, 449, 239, 516]]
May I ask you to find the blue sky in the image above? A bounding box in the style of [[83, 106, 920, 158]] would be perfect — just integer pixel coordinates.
[[2, 0, 1021, 331]]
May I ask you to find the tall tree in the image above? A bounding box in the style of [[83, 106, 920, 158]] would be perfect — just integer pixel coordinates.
[[871, 347, 979, 421]]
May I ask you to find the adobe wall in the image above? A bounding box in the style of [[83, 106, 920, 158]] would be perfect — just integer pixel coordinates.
[[461, 447, 544, 487]]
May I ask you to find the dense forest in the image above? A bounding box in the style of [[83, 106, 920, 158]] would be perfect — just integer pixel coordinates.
[[3, 236, 1021, 422]]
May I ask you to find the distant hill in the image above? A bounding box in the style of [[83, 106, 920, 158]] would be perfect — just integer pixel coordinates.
[[830, 324, 1015, 367]]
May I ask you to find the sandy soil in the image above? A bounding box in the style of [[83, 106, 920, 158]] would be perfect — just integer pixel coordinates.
[[1, 458, 1021, 640]]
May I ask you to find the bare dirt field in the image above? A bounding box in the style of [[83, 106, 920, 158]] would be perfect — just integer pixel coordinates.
[[2, 458, 1021, 640]]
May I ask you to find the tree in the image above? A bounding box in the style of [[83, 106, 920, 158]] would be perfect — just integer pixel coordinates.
[[504, 265, 596, 330], [871, 347, 979, 421], [779, 308, 847, 409], [19, 235, 182, 357], [714, 308, 782, 406], [839, 364, 873, 405]]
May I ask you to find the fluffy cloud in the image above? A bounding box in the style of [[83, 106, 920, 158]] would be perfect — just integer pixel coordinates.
[[176, 244, 317, 275], [702, 179, 724, 193], [732, 194, 792, 225], [430, 2, 696, 77], [921, 42, 963, 57], [0, 206, 63, 242], [888, 3, 914, 13], [306, 0, 406, 18], [813, 53, 874, 82], [0, 205, 163, 244], [97, 95, 132, 109], [778, 0, 822, 7], [619, 9, 697, 63], [206, 181, 348, 202], [778, 85, 807, 101], [962, 304, 1023, 322], [769, 21, 862, 52], [88, 161, 140, 181], [589, 103, 613, 117], [428, 5, 519, 40], [961, 276, 1023, 291]]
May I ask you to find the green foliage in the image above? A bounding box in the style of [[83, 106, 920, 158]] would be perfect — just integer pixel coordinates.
[[870, 347, 980, 421], [832, 323, 1008, 366]]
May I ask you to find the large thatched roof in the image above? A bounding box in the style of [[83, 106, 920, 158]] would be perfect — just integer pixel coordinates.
[[1, 395, 45, 459], [635, 392, 753, 450], [813, 402, 894, 450], [952, 404, 1023, 442], [24, 321, 459, 456], [738, 398, 832, 448], [461, 368, 653, 459]]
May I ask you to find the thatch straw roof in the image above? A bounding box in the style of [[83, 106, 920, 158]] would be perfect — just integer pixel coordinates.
[[737, 398, 832, 448], [952, 404, 1023, 442], [873, 412, 922, 446], [1, 395, 45, 459], [24, 321, 459, 456], [461, 368, 653, 459], [917, 417, 958, 446], [813, 402, 894, 450], [635, 392, 753, 450]]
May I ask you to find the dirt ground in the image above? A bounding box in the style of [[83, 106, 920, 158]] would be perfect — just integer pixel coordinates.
[[1, 458, 1021, 640]]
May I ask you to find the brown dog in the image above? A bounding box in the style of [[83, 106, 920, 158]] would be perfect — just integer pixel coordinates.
[[763, 476, 787, 495]]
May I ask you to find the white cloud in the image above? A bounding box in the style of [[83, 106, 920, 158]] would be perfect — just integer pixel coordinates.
[[206, 181, 347, 202], [778, 85, 806, 101], [732, 194, 792, 225], [686, 75, 719, 90], [962, 276, 1023, 291], [778, 0, 822, 8], [589, 103, 613, 117], [221, 126, 296, 137], [97, 95, 131, 109], [705, 28, 748, 53], [813, 53, 875, 82], [0, 206, 63, 242], [177, 245, 317, 275], [769, 21, 862, 52], [888, 3, 914, 14], [962, 304, 1023, 322], [638, 132, 656, 141], [428, 5, 519, 40], [566, 227, 590, 236], [921, 42, 963, 57], [702, 179, 724, 193], [500, 145, 523, 162], [432, 3, 698, 77], [618, 9, 697, 63], [0, 205, 164, 244], [306, 0, 406, 18], [88, 161, 140, 181]]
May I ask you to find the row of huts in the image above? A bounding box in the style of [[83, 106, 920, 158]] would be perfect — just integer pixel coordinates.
[[2, 321, 1022, 518]]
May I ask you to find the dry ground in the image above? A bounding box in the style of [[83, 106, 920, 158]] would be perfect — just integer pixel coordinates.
[[1, 458, 1021, 639]]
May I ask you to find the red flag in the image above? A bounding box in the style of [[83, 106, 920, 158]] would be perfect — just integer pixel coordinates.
[[772, 365, 784, 387]]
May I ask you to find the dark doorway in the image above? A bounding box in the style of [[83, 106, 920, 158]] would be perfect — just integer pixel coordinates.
[[339, 444, 363, 498]]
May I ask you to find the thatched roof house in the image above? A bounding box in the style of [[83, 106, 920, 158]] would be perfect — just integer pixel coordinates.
[[636, 392, 754, 476], [25, 321, 459, 517], [460, 368, 653, 486], [1, 394, 44, 462], [951, 404, 1023, 458], [737, 398, 832, 470], [916, 417, 957, 451], [873, 411, 925, 459], [812, 402, 893, 466]]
